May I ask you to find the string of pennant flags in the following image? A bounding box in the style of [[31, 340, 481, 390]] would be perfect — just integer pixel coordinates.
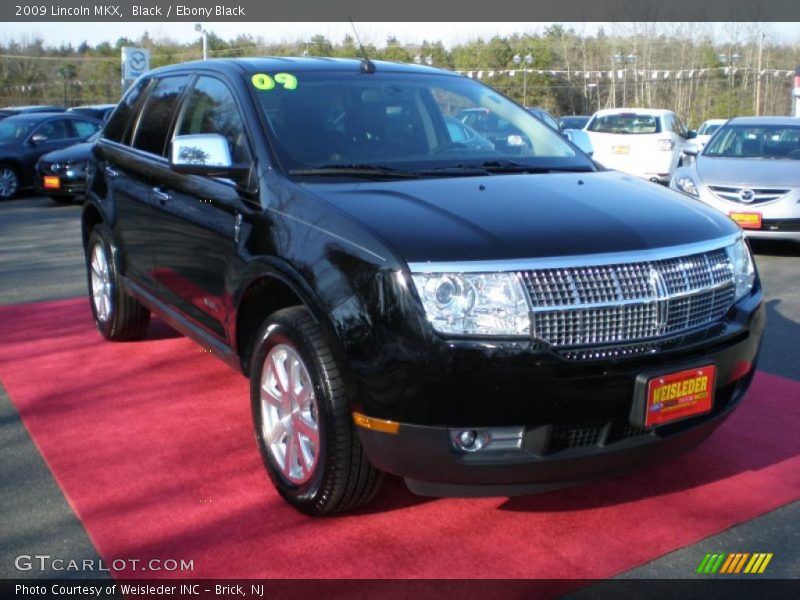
[[2, 66, 796, 94], [457, 67, 798, 80]]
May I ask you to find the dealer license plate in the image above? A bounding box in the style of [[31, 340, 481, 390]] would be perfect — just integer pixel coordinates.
[[43, 176, 60, 190], [729, 212, 762, 230], [612, 145, 630, 154], [644, 365, 716, 427]]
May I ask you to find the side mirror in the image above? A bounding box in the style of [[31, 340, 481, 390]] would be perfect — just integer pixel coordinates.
[[170, 134, 249, 178], [686, 130, 697, 140], [563, 129, 594, 156], [683, 142, 699, 156], [30, 133, 48, 145]]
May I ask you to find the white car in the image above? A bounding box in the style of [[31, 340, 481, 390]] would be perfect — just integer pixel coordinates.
[[694, 118, 728, 151], [585, 108, 696, 184]]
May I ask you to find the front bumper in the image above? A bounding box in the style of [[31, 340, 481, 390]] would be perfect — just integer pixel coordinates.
[[354, 294, 764, 495], [34, 168, 87, 197], [693, 186, 800, 241]]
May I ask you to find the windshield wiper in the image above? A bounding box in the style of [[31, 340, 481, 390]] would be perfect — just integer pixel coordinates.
[[477, 160, 594, 174], [419, 164, 494, 176], [288, 164, 421, 178]]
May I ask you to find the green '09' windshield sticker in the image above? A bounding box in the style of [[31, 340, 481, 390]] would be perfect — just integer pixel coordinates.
[[251, 73, 298, 91]]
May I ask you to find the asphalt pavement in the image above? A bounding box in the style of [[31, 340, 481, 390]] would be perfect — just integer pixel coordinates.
[[1, 194, 798, 584]]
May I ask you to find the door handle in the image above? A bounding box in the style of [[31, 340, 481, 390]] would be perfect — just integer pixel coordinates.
[[152, 187, 172, 204], [104, 166, 119, 179]]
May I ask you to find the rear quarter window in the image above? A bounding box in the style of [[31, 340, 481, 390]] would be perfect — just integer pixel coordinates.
[[72, 119, 100, 139], [103, 79, 149, 144]]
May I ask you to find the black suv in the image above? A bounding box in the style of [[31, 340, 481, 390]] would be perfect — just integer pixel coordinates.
[[83, 58, 764, 515]]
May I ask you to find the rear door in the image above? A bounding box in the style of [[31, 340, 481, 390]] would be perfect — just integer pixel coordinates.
[[98, 75, 190, 290], [147, 74, 256, 342]]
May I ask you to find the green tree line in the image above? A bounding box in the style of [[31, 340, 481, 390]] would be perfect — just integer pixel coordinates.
[[1, 23, 797, 126]]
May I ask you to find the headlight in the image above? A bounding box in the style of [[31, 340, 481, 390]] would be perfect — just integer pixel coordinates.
[[726, 237, 756, 301], [674, 175, 699, 197], [66, 161, 87, 174], [410, 272, 530, 336]]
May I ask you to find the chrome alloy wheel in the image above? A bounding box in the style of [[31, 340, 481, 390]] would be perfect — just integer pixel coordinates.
[[260, 344, 320, 484], [0, 167, 18, 198], [90, 243, 112, 322]]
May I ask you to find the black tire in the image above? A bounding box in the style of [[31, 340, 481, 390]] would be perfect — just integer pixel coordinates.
[[0, 163, 20, 199], [51, 194, 76, 204], [250, 307, 382, 515], [86, 225, 150, 341]]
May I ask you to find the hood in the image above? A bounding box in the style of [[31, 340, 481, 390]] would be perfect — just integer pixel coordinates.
[[697, 156, 800, 188], [38, 142, 93, 163], [308, 171, 739, 264]]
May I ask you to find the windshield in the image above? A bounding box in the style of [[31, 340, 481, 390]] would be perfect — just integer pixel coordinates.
[[0, 119, 36, 143], [559, 116, 589, 130], [587, 113, 661, 134], [250, 69, 592, 176], [698, 122, 722, 136], [703, 124, 800, 159]]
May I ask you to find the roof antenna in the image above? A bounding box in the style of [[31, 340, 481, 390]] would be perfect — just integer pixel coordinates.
[[349, 19, 375, 74]]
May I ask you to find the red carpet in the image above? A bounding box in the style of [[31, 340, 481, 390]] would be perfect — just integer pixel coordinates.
[[1, 298, 799, 580]]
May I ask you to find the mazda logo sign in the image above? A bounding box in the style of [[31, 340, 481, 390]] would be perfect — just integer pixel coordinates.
[[740, 189, 755, 203]]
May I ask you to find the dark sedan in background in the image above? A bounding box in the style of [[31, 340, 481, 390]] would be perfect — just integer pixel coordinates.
[[68, 104, 117, 122], [0, 112, 101, 199], [0, 105, 65, 120], [35, 130, 100, 203]]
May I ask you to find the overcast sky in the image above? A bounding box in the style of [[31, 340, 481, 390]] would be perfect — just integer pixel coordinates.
[[1, 22, 799, 49]]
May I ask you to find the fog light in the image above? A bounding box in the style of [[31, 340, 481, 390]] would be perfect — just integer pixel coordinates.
[[459, 430, 476, 446], [450, 426, 524, 453], [453, 429, 488, 452]]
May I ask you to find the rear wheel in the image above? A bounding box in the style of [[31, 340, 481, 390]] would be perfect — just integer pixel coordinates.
[[251, 307, 382, 515], [0, 164, 19, 199], [86, 225, 150, 341]]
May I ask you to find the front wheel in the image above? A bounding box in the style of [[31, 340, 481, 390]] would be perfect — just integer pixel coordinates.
[[86, 225, 150, 341], [251, 307, 382, 515], [0, 164, 19, 199]]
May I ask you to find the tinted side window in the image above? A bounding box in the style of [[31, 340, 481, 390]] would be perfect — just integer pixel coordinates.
[[132, 76, 189, 156], [71, 120, 100, 139], [37, 119, 71, 141], [103, 79, 148, 144], [175, 76, 251, 163]]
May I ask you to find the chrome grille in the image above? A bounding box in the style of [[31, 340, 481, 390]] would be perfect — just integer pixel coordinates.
[[520, 247, 735, 350], [709, 185, 789, 205]]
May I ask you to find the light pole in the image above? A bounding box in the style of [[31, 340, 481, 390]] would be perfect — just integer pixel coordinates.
[[613, 52, 637, 107], [195, 24, 208, 60], [57, 65, 76, 108], [755, 31, 765, 116], [513, 53, 533, 106], [718, 52, 742, 114]]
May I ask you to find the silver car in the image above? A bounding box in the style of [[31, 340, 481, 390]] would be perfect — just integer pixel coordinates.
[[671, 116, 800, 241]]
